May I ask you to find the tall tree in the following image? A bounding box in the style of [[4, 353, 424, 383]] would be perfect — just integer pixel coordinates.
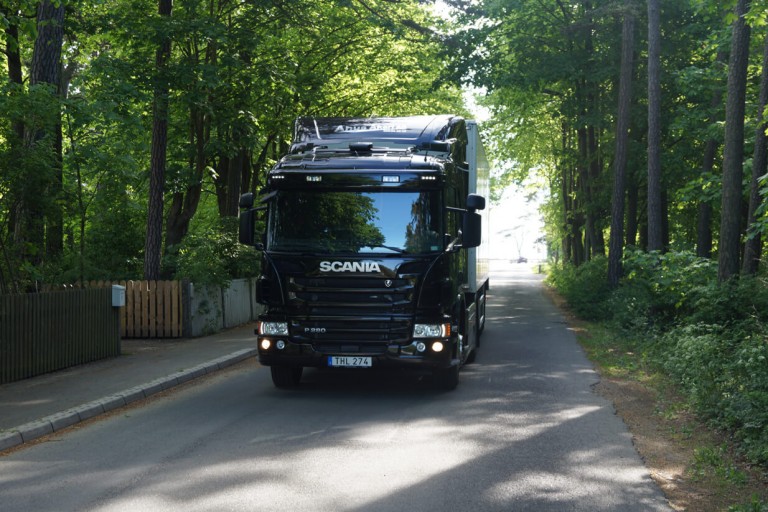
[[718, 0, 751, 282], [608, 3, 636, 287], [14, 0, 65, 269], [646, 0, 663, 252], [143, 0, 173, 280], [742, 31, 768, 275]]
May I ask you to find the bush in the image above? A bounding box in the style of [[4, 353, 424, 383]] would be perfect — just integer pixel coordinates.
[[660, 323, 768, 465], [546, 256, 611, 320], [606, 280, 655, 333], [547, 250, 768, 466], [164, 217, 261, 287], [621, 249, 718, 325]]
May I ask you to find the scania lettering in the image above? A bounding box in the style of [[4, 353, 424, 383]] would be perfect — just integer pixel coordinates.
[[239, 115, 490, 390], [319, 261, 382, 273]]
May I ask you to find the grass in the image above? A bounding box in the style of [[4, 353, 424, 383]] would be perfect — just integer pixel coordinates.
[[560, 308, 767, 511]]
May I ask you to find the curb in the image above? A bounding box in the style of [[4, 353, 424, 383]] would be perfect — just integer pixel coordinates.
[[0, 348, 257, 452]]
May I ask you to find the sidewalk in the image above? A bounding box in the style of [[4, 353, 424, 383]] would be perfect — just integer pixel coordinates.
[[0, 324, 258, 452]]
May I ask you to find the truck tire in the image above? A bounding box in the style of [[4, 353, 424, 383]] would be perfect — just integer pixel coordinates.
[[433, 364, 459, 391], [271, 365, 303, 388]]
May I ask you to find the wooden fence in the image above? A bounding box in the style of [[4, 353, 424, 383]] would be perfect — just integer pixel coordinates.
[[49, 281, 184, 339], [122, 280, 183, 338], [0, 288, 120, 385]]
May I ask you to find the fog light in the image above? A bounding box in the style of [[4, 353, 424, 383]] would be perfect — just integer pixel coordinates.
[[260, 339, 272, 350], [432, 341, 445, 353], [416, 342, 427, 353], [276, 340, 286, 350]]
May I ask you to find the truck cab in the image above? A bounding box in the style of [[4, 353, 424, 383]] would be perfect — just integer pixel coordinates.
[[239, 115, 489, 390]]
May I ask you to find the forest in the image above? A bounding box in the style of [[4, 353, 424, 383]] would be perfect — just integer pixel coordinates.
[[2, 0, 768, 480], [450, 0, 768, 474], [0, 0, 468, 289]]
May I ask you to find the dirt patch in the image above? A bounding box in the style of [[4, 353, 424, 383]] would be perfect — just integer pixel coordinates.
[[544, 286, 767, 511], [595, 378, 705, 511]]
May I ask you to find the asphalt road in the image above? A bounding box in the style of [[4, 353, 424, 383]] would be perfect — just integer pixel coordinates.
[[0, 264, 671, 511]]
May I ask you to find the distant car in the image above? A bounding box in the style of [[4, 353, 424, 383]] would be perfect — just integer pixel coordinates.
[[517, 257, 528, 263]]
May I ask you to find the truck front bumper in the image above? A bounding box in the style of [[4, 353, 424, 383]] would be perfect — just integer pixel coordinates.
[[257, 337, 457, 370]]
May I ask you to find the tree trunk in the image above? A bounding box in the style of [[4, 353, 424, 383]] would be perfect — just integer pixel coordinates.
[[165, 104, 206, 249], [718, 0, 751, 282], [608, 5, 635, 287], [588, 125, 605, 256], [561, 122, 573, 264], [4, 21, 24, 140], [143, 0, 173, 280], [577, 126, 593, 260], [15, 0, 65, 269], [4, 19, 24, 253], [626, 176, 639, 247], [696, 137, 718, 258], [646, 0, 663, 252], [743, 31, 768, 275], [696, 52, 727, 259], [214, 148, 248, 218]]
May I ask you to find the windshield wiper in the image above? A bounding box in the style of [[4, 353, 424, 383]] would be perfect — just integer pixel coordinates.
[[364, 244, 406, 254]]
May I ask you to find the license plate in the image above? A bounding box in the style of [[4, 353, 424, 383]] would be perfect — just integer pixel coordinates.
[[328, 356, 372, 368]]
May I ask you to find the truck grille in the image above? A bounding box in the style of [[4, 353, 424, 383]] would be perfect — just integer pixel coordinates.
[[287, 276, 416, 314], [285, 276, 417, 350], [291, 317, 412, 350]]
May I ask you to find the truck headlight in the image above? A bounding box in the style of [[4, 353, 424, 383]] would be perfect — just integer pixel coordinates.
[[413, 323, 449, 338], [259, 321, 289, 336]]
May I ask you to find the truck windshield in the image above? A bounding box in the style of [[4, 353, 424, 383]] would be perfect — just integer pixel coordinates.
[[268, 190, 442, 254]]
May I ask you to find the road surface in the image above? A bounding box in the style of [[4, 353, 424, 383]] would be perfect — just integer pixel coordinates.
[[0, 263, 670, 511]]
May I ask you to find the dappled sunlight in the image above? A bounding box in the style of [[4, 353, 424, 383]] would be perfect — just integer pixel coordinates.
[[34, 399, 650, 511], [0, 257, 669, 512]]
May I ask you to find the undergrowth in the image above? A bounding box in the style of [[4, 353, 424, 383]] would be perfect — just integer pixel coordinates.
[[546, 250, 768, 468]]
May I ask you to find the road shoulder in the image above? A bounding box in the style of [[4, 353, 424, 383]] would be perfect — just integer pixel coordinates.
[[542, 285, 767, 512]]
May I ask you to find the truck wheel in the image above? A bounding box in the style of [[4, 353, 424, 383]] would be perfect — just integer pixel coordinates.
[[271, 365, 303, 388], [433, 364, 459, 391]]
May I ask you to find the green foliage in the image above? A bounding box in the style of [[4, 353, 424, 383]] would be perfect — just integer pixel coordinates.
[[691, 443, 749, 484], [163, 217, 260, 287], [660, 322, 768, 465], [729, 495, 768, 512], [545, 256, 611, 320], [619, 249, 719, 325], [1, 0, 462, 290], [549, 251, 768, 466]]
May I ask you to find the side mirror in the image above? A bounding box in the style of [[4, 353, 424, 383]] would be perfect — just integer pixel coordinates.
[[239, 192, 254, 209], [239, 209, 255, 245], [462, 211, 482, 248], [466, 193, 485, 212]]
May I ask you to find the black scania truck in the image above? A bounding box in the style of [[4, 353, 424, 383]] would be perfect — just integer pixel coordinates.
[[238, 115, 490, 390]]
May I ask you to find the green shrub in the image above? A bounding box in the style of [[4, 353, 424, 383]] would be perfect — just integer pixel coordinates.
[[728, 495, 768, 512], [548, 250, 768, 466], [659, 323, 768, 465], [606, 280, 655, 332], [621, 249, 718, 325], [164, 217, 261, 287], [660, 324, 731, 415], [546, 256, 611, 320]]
